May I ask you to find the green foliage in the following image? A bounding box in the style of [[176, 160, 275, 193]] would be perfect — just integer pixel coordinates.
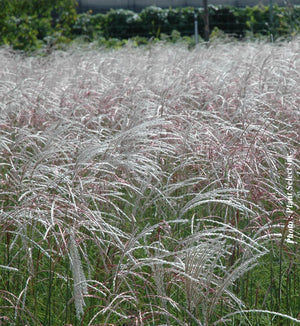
[[72, 12, 97, 39], [72, 4, 300, 45], [1, 15, 41, 51], [274, 5, 300, 36], [98, 36, 128, 49], [175, 7, 201, 36], [139, 6, 169, 37], [128, 35, 150, 46], [1, 2, 300, 51], [0, 0, 77, 51], [103, 8, 142, 39], [170, 29, 182, 42], [210, 26, 227, 41], [209, 5, 247, 37], [245, 4, 271, 35]]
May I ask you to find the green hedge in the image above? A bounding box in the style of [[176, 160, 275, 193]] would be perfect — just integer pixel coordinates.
[[73, 5, 300, 40], [1, 2, 300, 51]]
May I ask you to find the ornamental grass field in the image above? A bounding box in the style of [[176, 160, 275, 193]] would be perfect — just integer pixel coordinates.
[[0, 40, 299, 325]]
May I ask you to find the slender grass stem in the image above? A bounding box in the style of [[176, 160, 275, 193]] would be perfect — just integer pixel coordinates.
[[44, 255, 53, 326]]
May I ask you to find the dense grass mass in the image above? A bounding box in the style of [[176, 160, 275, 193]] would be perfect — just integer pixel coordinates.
[[0, 41, 299, 325]]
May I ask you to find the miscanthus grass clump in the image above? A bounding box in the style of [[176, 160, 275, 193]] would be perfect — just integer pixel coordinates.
[[0, 40, 299, 325]]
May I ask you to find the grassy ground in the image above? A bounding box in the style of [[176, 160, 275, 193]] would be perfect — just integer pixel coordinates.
[[0, 40, 299, 325]]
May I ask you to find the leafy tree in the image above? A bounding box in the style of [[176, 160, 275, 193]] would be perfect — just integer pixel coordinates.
[[0, 0, 78, 50]]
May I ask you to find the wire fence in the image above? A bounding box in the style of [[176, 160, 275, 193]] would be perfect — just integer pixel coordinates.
[[78, 0, 300, 14], [75, 5, 300, 41]]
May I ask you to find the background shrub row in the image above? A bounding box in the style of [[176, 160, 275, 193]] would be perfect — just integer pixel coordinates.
[[1, 0, 300, 50], [86, 5, 300, 39]]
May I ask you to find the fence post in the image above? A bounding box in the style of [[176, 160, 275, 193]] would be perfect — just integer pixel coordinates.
[[203, 0, 209, 42], [194, 9, 199, 44], [269, 0, 274, 37]]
